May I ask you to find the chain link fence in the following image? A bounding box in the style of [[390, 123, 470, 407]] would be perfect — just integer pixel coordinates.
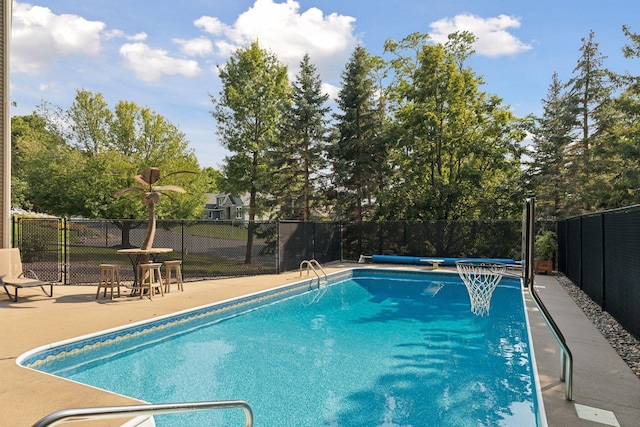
[[13, 217, 524, 286], [341, 220, 524, 261], [11, 217, 63, 283]]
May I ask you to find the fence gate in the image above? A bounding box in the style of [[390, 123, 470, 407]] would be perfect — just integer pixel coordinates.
[[12, 217, 64, 283]]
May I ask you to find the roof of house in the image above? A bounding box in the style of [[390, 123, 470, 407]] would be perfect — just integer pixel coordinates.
[[204, 193, 246, 210]]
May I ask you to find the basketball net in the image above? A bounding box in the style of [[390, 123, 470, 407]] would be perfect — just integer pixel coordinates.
[[455, 261, 506, 316]]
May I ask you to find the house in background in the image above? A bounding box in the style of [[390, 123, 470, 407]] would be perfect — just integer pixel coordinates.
[[203, 193, 248, 221]]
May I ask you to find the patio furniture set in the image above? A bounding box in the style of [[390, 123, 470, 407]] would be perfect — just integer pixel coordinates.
[[1, 247, 183, 302]]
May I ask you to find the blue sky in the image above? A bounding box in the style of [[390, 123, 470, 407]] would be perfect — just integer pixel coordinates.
[[10, 0, 640, 168]]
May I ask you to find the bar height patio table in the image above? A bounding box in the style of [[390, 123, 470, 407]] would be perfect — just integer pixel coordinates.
[[116, 247, 173, 294]]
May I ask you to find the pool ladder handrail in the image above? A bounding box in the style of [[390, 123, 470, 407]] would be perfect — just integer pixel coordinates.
[[299, 259, 327, 288], [31, 400, 253, 427]]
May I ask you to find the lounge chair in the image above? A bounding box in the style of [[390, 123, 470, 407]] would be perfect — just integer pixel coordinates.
[[0, 248, 53, 302]]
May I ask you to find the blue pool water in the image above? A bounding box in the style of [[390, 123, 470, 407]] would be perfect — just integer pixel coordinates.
[[24, 269, 542, 426]]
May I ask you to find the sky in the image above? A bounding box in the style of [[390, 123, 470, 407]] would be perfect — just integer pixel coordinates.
[[9, 0, 640, 168]]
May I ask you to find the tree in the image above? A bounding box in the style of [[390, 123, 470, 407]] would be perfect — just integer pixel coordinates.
[[527, 72, 578, 219], [201, 167, 223, 193], [588, 25, 640, 208], [329, 45, 386, 223], [10, 114, 66, 210], [211, 41, 290, 263], [271, 53, 330, 220], [15, 90, 206, 247], [66, 89, 113, 154], [566, 30, 613, 211], [384, 32, 525, 221]]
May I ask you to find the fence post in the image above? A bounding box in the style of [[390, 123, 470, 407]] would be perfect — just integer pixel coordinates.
[[180, 220, 185, 277], [63, 217, 68, 285], [600, 213, 606, 311], [274, 219, 279, 274], [339, 221, 343, 262]]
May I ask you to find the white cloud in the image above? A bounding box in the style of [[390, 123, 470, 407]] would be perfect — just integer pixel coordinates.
[[174, 37, 214, 57], [119, 43, 201, 83], [429, 14, 532, 57], [11, 2, 105, 75], [104, 29, 148, 42], [128, 32, 149, 42], [322, 82, 340, 101], [197, 0, 358, 82], [194, 16, 227, 36]]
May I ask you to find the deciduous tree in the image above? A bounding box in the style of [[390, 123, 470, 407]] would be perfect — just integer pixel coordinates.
[[14, 90, 205, 247], [211, 41, 290, 263], [384, 32, 525, 221]]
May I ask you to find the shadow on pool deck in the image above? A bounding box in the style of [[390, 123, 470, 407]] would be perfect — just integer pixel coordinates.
[[1, 264, 639, 426]]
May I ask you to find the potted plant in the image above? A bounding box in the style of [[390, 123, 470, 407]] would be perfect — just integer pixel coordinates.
[[534, 230, 557, 274]]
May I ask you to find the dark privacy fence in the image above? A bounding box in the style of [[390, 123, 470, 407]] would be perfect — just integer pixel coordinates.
[[13, 217, 523, 286], [558, 205, 640, 340]]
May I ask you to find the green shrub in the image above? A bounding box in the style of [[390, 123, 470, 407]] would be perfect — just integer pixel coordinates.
[[535, 230, 557, 260]]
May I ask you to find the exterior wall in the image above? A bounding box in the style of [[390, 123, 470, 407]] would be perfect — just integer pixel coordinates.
[[202, 193, 249, 221], [1, 0, 10, 248]]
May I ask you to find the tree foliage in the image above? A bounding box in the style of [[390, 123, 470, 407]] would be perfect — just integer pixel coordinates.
[[565, 30, 613, 211], [329, 46, 387, 223], [211, 41, 290, 262], [270, 54, 330, 220], [589, 25, 640, 208], [13, 89, 206, 224], [527, 72, 578, 219], [527, 27, 640, 216], [383, 32, 526, 220]]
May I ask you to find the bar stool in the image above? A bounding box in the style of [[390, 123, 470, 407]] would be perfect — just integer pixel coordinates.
[[164, 260, 183, 293], [96, 264, 121, 299], [138, 262, 164, 299]]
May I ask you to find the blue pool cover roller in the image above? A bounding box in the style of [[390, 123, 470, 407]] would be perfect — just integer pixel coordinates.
[[370, 254, 518, 266]]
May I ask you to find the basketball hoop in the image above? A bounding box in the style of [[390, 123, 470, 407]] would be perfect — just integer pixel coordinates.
[[455, 261, 506, 316]]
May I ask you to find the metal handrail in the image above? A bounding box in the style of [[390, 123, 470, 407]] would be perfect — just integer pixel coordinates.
[[525, 197, 573, 400], [31, 400, 253, 427], [528, 280, 574, 400], [299, 259, 327, 287]]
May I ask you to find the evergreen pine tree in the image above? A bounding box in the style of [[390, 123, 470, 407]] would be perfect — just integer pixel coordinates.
[[566, 30, 612, 211], [271, 54, 330, 220], [528, 72, 577, 218], [329, 46, 385, 223]]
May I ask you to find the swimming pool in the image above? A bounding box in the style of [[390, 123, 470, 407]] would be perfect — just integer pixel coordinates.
[[21, 268, 545, 426]]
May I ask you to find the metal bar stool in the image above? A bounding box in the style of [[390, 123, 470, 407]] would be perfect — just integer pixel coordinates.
[[138, 262, 164, 299], [164, 260, 183, 293], [96, 264, 121, 299]]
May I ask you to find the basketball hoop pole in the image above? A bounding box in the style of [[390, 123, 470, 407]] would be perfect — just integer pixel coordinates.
[[523, 198, 535, 288]]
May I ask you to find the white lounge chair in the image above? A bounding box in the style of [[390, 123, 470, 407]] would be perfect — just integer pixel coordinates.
[[0, 248, 53, 302]]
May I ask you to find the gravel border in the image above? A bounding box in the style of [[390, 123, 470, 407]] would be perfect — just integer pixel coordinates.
[[555, 274, 640, 379]]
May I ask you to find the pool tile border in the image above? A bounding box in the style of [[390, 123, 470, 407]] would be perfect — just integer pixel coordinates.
[[19, 269, 355, 368]]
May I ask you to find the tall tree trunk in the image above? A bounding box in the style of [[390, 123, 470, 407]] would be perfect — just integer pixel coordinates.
[[303, 139, 310, 221], [245, 152, 258, 264]]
